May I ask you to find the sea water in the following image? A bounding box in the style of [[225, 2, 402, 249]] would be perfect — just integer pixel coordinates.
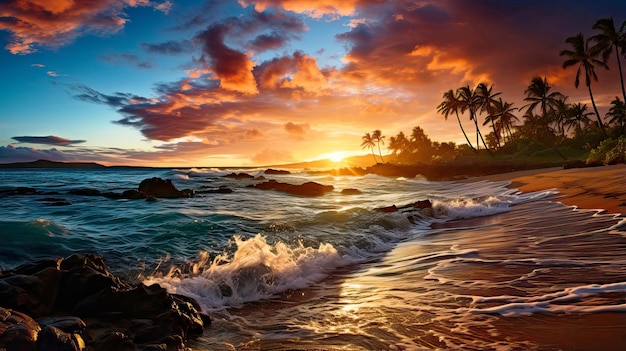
[[1, 167, 625, 350]]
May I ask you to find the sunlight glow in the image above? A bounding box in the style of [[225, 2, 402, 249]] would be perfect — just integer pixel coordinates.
[[328, 151, 346, 163]]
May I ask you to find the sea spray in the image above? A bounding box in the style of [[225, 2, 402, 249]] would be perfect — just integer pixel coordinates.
[[143, 234, 350, 311]]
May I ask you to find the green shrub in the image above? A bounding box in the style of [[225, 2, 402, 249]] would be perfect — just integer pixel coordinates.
[[586, 137, 625, 165]]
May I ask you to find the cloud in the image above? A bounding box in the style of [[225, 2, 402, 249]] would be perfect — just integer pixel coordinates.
[[239, 0, 366, 19], [247, 31, 292, 52], [141, 40, 194, 55], [30, 63, 45, 68], [284, 122, 310, 138], [12, 135, 86, 146], [0, 0, 172, 54]]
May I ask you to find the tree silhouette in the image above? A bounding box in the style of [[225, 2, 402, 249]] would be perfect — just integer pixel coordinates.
[[591, 17, 626, 105], [456, 85, 489, 150], [560, 33, 608, 138], [361, 132, 378, 164], [606, 96, 626, 135], [372, 129, 385, 163], [437, 89, 476, 152]]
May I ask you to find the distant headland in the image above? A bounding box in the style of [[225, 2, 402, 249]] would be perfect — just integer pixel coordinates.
[[0, 159, 107, 169]]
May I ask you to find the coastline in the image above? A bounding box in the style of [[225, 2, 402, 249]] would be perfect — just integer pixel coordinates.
[[462, 164, 626, 216]]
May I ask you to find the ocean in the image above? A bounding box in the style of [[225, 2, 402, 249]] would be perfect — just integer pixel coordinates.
[[1, 167, 625, 350]]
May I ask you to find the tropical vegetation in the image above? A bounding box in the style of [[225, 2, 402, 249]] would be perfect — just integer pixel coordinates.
[[362, 16, 626, 167]]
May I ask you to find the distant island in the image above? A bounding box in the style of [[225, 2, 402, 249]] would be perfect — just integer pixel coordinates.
[[0, 159, 107, 169]]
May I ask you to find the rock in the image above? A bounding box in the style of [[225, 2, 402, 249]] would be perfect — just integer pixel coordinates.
[[341, 188, 362, 195], [254, 175, 266, 181], [249, 180, 334, 196], [0, 254, 207, 350], [224, 172, 254, 179], [0, 187, 38, 197], [198, 186, 233, 194], [36, 325, 81, 351], [264, 169, 290, 175], [376, 205, 398, 213], [0, 307, 41, 351], [137, 178, 194, 198]]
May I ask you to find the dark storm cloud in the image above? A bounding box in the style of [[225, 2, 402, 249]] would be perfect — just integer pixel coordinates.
[[12, 135, 86, 146]]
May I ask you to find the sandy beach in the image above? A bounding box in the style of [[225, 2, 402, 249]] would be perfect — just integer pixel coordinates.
[[465, 164, 626, 216]]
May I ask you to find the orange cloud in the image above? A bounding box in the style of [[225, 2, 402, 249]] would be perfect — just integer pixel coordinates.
[[0, 0, 170, 54], [239, 0, 361, 18]]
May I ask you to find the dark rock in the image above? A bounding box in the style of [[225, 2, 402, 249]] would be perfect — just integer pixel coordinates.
[[224, 172, 254, 179], [121, 189, 146, 199], [68, 188, 102, 196], [0, 254, 207, 351], [249, 180, 334, 196], [376, 205, 398, 213], [36, 316, 85, 334], [0, 307, 41, 351], [36, 325, 80, 351], [0, 187, 39, 197], [138, 178, 194, 198], [341, 188, 362, 195], [254, 175, 266, 181], [264, 169, 290, 175]]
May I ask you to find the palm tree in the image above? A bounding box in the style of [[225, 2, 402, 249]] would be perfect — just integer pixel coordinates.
[[591, 17, 626, 105], [477, 83, 502, 148], [566, 103, 593, 136], [606, 96, 626, 135], [489, 98, 519, 144], [456, 85, 489, 150], [560, 33, 608, 138], [523, 76, 562, 139], [553, 96, 571, 138], [372, 130, 385, 163], [437, 89, 476, 152], [361, 132, 378, 164]]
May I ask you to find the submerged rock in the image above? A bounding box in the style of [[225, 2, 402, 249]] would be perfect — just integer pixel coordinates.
[[0, 254, 209, 351], [375, 200, 433, 223], [249, 180, 334, 196], [224, 172, 254, 179], [263, 169, 290, 175], [341, 188, 362, 195]]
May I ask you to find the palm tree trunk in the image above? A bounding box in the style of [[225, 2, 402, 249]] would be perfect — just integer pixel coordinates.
[[474, 119, 490, 151], [588, 84, 607, 138], [615, 45, 626, 105], [377, 143, 385, 163], [370, 147, 378, 164], [455, 112, 476, 152]]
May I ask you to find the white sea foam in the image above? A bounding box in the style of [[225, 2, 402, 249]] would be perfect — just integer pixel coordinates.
[[473, 281, 626, 316], [143, 234, 350, 311]]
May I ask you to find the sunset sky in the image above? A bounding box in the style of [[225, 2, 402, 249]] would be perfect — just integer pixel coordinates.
[[1, 0, 626, 167]]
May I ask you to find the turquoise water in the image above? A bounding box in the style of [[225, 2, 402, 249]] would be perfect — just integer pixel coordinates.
[[1, 168, 625, 350]]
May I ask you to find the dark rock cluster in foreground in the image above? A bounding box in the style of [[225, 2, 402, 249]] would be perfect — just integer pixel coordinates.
[[0, 254, 209, 351]]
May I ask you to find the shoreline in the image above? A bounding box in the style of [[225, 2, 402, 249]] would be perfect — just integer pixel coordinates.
[[462, 164, 626, 216]]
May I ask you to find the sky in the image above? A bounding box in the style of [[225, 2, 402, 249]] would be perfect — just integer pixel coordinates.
[[1, 0, 626, 167]]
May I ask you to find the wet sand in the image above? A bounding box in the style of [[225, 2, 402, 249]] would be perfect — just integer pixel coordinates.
[[464, 164, 626, 216]]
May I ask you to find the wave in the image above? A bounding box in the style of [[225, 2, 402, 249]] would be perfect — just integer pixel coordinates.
[[142, 234, 350, 312], [473, 281, 626, 316]]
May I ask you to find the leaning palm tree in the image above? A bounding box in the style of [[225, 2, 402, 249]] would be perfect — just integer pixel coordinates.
[[372, 129, 385, 163], [560, 33, 608, 138], [456, 85, 489, 150], [437, 89, 476, 152], [606, 96, 626, 135], [361, 132, 378, 164], [476, 83, 502, 148], [591, 17, 626, 104]]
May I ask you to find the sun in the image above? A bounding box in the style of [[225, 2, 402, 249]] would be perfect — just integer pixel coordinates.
[[328, 151, 346, 163]]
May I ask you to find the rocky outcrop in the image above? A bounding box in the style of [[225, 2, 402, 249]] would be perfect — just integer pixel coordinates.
[[224, 172, 255, 179], [248, 180, 334, 196], [138, 178, 195, 198], [0, 254, 209, 351], [376, 200, 433, 223], [263, 169, 290, 175], [341, 188, 362, 195]]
